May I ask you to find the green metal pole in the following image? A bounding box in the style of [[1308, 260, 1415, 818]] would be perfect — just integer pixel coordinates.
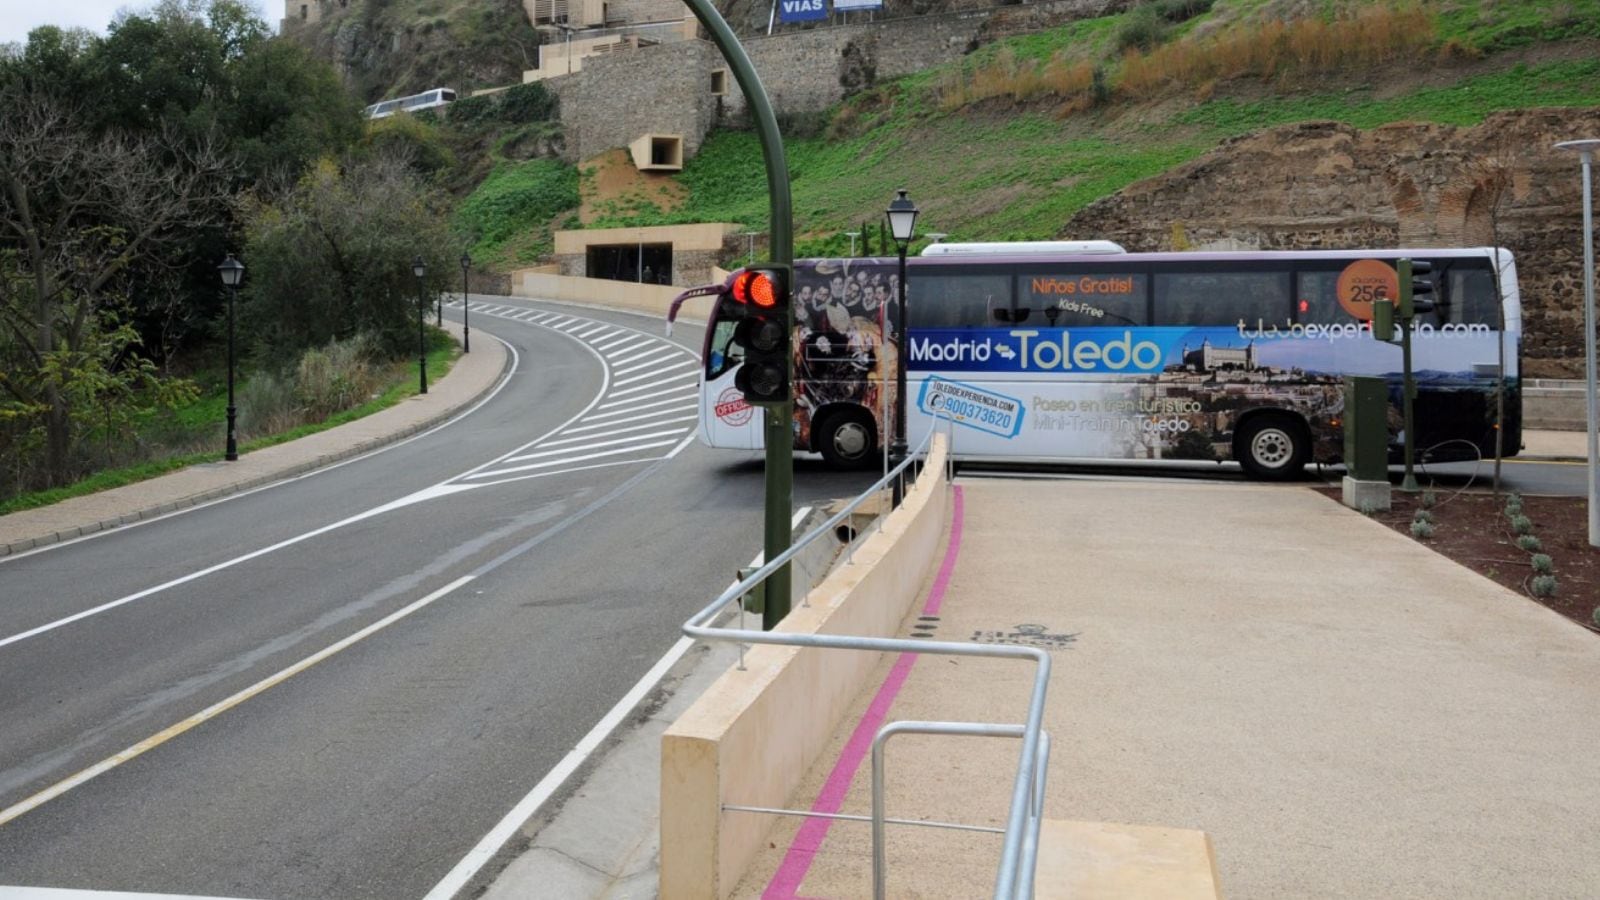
[[679, 0, 794, 628], [1399, 258, 1418, 492]]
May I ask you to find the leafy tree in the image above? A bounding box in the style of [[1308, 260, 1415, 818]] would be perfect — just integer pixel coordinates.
[[0, 89, 231, 488], [239, 153, 459, 361]]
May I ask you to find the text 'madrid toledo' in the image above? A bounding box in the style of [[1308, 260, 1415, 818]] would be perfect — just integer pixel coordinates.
[[911, 329, 1165, 373]]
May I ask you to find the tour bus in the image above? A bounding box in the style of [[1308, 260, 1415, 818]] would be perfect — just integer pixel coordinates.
[[364, 88, 458, 119], [668, 244, 1521, 480]]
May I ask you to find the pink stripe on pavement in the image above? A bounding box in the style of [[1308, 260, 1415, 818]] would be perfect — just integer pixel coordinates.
[[763, 485, 967, 899]]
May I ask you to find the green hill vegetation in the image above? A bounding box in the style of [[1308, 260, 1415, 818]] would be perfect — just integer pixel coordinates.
[[455, 0, 1600, 265]]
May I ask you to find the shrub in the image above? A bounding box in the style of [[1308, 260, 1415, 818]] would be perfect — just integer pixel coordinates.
[[293, 335, 382, 420], [1116, 6, 1171, 53], [1593, 606, 1600, 627], [1421, 489, 1438, 508], [1153, 0, 1213, 23], [445, 93, 496, 125], [1531, 553, 1554, 575], [499, 82, 558, 122], [1410, 520, 1435, 539], [1510, 514, 1534, 535], [237, 371, 297, 439], [1516, 534, 1542, 552], [1413, 509, 1435, 525], [1531, 575, 1557, 598]]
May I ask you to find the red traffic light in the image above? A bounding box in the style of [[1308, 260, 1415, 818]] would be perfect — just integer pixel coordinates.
[[731, 269, 782, 308]]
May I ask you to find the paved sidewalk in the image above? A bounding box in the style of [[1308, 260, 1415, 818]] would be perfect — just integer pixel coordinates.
[[0, 321, 507, 558], [1521, 428, 1588, 461], [734, 477, 1600, 898]]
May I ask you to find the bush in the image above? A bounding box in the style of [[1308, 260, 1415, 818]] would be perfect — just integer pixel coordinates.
[[445, 93, 496, 125], [1592, 606, 1600, 627], [1516, 534, 1542, 552], [1413, 509, 1435, 525], [1153, 0, 1213, 23], [1531, 553, 1554, 575], [499, 82, 558, 123], [237, 371, 297, 439], [1421, 489, 1438, 508], [1117, 6, 1172, 53], [294, 335, 382, 420], [1410, 520, 1435, 539], [1531, 574, 1557, 598], [1510, 514, 1534, 535]]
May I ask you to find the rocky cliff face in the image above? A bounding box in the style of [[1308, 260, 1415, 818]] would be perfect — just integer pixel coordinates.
[[284, 0, 541, 101], [1066, 108, 1600, 377]]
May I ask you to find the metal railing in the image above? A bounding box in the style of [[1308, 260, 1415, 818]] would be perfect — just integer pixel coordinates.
[[680, 417, 1053, 899]]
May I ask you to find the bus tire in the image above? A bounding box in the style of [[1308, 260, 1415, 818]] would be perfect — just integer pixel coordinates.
[[1235, 414, 1309, 481], [816, 408, 877, 469]]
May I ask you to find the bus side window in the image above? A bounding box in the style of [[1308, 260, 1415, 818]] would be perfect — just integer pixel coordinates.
[[1444, 265, 1498, 327], [706, 319, 742, 378], [1295, 269, 1346, 325], [1155, 270, 1287, 327]]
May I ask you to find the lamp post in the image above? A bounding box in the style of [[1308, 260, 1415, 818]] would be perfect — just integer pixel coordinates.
[[845, 231, 860, 257], [217, 255, 244, 462], [460, 251, 472, 354], [1557, 138, 1600, 547], [886, 189, 918, 508], [413, 255, 428, 395]]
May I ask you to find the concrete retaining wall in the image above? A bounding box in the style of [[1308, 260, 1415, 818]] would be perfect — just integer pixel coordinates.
[[658, 437, 951, 899], [510, 271, 686, 318]]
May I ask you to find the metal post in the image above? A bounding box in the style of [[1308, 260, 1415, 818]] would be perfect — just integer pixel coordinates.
[[1557, 140, 1600, 545], [225, 282, 238, 462], [460, 255, 471, 354], [418, 279, 428, 395], [1401, 306, 1417, 492], [678, 0, 794, 628], [891, 243, 909, 508]]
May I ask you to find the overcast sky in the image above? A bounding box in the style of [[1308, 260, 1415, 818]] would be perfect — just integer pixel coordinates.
[[1, 0, 271, 47]]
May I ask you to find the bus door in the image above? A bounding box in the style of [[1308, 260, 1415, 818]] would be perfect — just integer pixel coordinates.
[[700, 310, 763, 450]]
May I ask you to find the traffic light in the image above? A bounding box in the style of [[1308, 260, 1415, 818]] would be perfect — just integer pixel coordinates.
[[730, 264, 792, 405], [1398, 258, 1434, 318]]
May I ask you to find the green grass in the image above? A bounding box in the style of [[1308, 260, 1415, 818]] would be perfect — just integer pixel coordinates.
[[454, 158, 580, 267], [0, 336, 461, 517]]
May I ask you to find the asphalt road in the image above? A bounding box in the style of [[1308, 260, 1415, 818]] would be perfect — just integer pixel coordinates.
[[0, 298, 874, 899]]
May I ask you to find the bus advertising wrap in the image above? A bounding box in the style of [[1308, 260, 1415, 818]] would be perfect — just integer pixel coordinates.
[[731, 256, 1522, 469]]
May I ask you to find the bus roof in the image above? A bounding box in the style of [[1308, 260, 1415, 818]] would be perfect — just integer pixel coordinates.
[[920, 240, 1126, 257]]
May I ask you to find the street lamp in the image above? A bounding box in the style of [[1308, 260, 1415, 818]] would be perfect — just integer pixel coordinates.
[[217, 255, 244, 462], [413, 255, 428, 395], [459, 251, 472, 354], [1557, 138, 1600, 547], [844, 231, 861, 257], [886, 188, 918, 508]]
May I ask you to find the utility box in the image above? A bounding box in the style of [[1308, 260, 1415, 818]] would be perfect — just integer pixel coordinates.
[[1342, 375, 1391, 511]]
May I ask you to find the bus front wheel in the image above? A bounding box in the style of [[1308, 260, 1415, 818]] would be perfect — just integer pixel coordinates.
[[1235, 415, 1309, 481], [816, 408, 877, 469]]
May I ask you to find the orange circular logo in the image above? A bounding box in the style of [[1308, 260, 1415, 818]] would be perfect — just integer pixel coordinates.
[[1335, 259, 1399, 321]]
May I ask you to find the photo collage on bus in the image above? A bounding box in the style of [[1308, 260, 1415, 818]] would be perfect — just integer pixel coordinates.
[[788, 253, 1515, 465]]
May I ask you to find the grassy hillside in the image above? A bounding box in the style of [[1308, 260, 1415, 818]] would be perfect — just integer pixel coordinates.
[[575, 0, 1600, 261]]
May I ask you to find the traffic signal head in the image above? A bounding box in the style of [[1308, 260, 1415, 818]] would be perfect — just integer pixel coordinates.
[[1398, 258, 1434, 318], [729, 264, 792, 406]]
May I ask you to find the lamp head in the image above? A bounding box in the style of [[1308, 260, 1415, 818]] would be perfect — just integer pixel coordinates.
[[217, 255, 244, 288], [413, 255, 427, 279], [886, 189, 919, 247]]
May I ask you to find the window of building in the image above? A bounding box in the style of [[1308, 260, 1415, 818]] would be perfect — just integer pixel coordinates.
[[711, 69, 728, 95]]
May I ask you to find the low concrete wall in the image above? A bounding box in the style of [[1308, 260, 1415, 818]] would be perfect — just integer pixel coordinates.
[[1524, 378, 1585, 430], [510, 271, 685, 318], [659, 438, 951, 899]]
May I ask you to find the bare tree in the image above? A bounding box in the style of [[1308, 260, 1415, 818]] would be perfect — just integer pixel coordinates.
[[0, 87, 232, 486]]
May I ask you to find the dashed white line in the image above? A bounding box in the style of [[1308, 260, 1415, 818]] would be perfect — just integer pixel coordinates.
[[562, 406, 698, 432]]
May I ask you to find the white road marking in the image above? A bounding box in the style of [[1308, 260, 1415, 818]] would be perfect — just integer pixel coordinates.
[[596, 335, 649, 355], [502, 430, 686, 463], [614, 359, 695, 385], [561, 406, 698, 433], [422, 506, 812, 900], [0, 576, 476, 828], [463, 440, 680, 478], [597, 385, 689, 409], [609, 346, 676, 367], [580, 397, 693, 422], [535, 416, 698, 447], [605, 371, 699, 398]]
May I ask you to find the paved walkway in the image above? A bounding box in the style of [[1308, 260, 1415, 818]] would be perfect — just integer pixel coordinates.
[[734, 477, 1600, 898], [0, 322, 507, 557]]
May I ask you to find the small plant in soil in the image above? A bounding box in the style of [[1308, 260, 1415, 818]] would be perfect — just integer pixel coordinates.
[[1414, 509, 1435, 525], [1532, 553, 1554, 575], [1516, 534, 1543, 552], [1411, 520, 1436, 539], [1593, 606, 1600, 628], [1421, 489, 1438, 509], [1532, 574, 1558, 598], [1510, 514, 1535, 535]]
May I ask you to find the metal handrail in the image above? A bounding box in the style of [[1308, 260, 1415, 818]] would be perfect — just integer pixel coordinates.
[[680, 419, 1052, 899]]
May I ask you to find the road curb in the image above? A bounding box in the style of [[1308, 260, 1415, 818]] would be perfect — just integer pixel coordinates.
[[0, 328, 512, 559]]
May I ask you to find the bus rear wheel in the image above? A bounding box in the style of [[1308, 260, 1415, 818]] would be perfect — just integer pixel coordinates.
[[1235, 415, 1309, 481], [816, 408, 877, 469]]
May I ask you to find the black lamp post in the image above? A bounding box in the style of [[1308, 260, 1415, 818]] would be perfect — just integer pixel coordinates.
[[413, 255, 428, 394], [217, 255, 244, 462], [886, 188, 918, 508], [459, 251, 472, 354]]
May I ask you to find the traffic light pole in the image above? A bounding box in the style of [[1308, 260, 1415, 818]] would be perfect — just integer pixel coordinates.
[[680, 0, 795, 628]]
